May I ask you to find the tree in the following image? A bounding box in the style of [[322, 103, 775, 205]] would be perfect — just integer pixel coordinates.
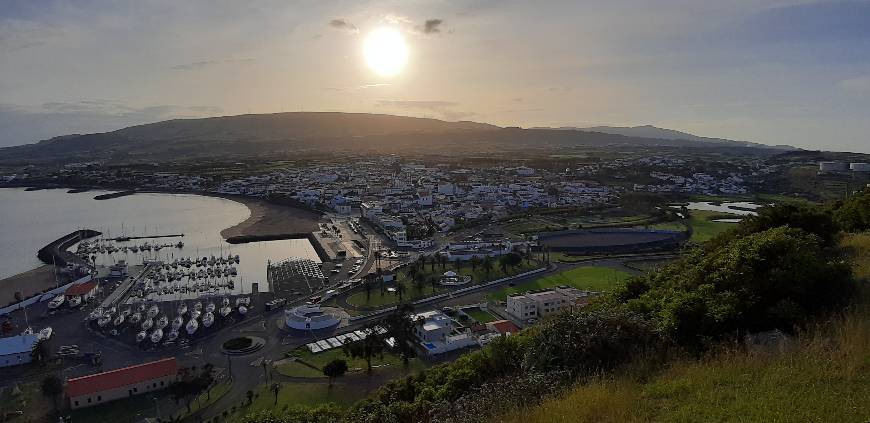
[[246, 389, 254, 406], [344, 322, 385, 374], [31, 339, 51, 365], [383, 303, 417, 364], [271, 383, 281, 405], [322, 359, 348, 386], [363, 275, 373, 300], [41, 375, 63, 411], [482, 256, 494, 278], [470, 256, 480, 272], [499, 252, 523, 274], [396, 282, 406, 301]]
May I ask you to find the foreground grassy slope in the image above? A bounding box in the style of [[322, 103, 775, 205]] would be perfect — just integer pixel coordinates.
[[497, 232, 870, 423]]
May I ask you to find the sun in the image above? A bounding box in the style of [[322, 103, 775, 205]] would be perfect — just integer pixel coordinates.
[[364, 27, 409, 77]]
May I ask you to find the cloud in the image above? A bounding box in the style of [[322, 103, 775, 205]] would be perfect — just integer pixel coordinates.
[[376, 100, 473, 120], [419, 19, 444, 34], [323, 83, 391, 92], [841, 76, 870, 94], [384, 15, 413, 25], [328, 18, 358, 33], [0, 18, 64, 51], [172, 58, 255, 71]]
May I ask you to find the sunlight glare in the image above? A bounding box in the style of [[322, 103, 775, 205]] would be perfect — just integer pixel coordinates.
[[364, 27, 409, 77]]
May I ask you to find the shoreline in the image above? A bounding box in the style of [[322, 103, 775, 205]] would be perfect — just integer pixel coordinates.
[[217, 195, 321, 240], [0, 184, 324, 240], [0, 186, 323, 302]]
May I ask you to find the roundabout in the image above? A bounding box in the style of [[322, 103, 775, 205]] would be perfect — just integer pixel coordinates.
[[221, 335, 266, 355]]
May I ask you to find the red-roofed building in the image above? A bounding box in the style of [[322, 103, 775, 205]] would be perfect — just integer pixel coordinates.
[[66, 357, 178, 409], [486, 320, 521, 336], [64, 280, 98, 301]]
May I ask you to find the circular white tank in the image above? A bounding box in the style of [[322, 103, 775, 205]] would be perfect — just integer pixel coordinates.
[[849, 163, 870, 172]]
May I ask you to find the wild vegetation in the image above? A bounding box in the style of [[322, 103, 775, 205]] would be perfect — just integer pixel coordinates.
[[239, 190, 870, 423]]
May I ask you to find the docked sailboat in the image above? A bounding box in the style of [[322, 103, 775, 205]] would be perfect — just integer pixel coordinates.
[[113, 313, 125, 327], [147, 305, 159, 319], [171, 316, 184, 331], [177, 302, 188, 316], [166, 330, 179, 342], [202, 312, 215, 328], [185, 318, 199, 335], [129, 312, 142, 325], [141, 317, 153, 331], [220, 305, 232, 318], [193, 301, 203, 312], [155, 315, 169, 330], [150, 328, 163, 343], [136, 331, 148, 342], [88, 308, 103, 321], [68, 296, 82, 308], [97, 315, 111, 327], [237, 305, 248, 316], [47, 295, 65, 310], [205, 302, 216, 314], [190, 309, 202, 321]]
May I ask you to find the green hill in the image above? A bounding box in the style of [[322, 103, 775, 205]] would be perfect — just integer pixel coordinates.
[[496, 232, 870, 423]]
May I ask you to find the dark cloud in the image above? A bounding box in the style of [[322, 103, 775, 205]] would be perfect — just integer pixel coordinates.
[[328, 18, 358, 33], [420, 19, 443, 34]]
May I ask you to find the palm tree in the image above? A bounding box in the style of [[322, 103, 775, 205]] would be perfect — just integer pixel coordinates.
[[344, 322, 385, 375], [245, 389, 254, 406], [41, 375, 63, 411], [271, 383, 281, 405], [323, 359, 348, 386], [482, 256, 494, 279], [396, 282, 406, 301], [31, 339, 50, 366]]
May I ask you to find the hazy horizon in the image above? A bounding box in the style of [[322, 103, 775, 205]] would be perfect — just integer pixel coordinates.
[[2, 0, 869, 153]]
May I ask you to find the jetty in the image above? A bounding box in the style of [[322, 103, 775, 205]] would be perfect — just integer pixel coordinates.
[[111, 233, 184, 242], [37, 229, 102, 267], [93, 190, 136, 200]]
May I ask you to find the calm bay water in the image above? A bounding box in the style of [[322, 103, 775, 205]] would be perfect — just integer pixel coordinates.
[[0, 188, 320, 293]]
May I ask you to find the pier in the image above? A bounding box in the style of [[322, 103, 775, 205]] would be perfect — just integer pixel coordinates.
[[111, 233, 184, 242]]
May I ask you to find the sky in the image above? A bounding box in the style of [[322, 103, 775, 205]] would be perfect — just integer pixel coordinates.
[[1, 0, 869, 153]]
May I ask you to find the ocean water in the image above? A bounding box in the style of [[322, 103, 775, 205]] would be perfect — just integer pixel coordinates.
[[0, 188, 320, 293]]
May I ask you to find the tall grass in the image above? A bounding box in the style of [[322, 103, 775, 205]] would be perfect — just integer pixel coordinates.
[[496, 233, 870, 423]]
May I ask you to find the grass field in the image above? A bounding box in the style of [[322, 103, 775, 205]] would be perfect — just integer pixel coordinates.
[[280, 347, 426, 378], [495, 233, 870, 423], [489, 266, 632, 301], [346, 261, 540, 308], [687, 210, 739, 242], [462, 307, 499, 323], [229, 382, 368, 422], [1, 380, 52, 423]]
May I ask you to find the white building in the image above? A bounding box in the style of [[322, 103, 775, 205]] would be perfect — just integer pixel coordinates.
[[506, 286, 593, 321], [412, 310, 477, 355]]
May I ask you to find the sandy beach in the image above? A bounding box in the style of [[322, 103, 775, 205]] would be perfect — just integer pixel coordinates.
[[220, 196, 322, 239]]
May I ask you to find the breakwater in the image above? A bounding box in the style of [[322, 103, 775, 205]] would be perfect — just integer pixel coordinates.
[[37, 229, 102, 267], [93, 190, 136, 200]]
